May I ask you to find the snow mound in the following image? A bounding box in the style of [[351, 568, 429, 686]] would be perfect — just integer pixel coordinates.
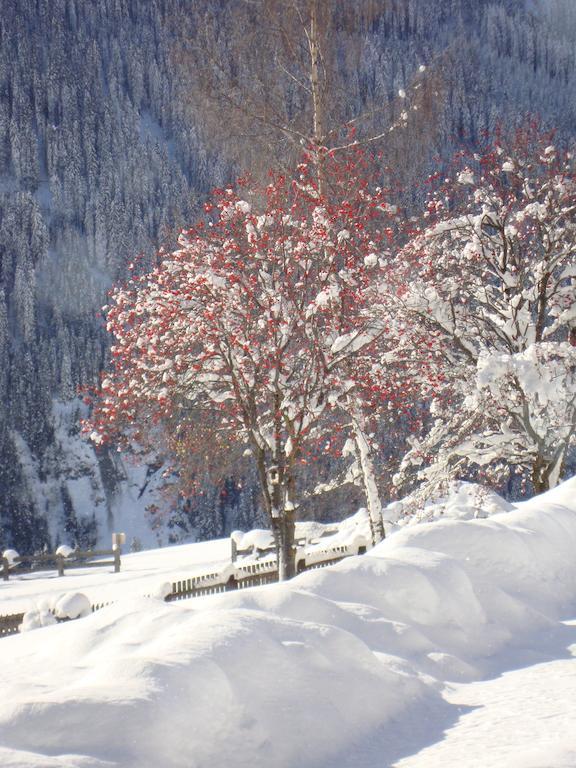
[[321, 507, 370, 541], [231, 528, 274, 553], [1, 597, 428, 768], [153, 582, 172, 600], [55, 545, 74, 558], [2, 549, 19, 566], [52, 593, 91, 620], [19, 609, 58, 633], [20, 592, 92, 633], [0, 478, 575, 768], [303, 508, 371, 554]]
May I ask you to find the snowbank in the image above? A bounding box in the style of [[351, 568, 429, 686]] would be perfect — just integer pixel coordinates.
[[0, 478, 575, 768]]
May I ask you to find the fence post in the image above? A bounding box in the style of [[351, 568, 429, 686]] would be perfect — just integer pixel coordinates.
[[230, 536, 237, 563], [1, 557, 8, 581], [56, 554, 65, 577], [111, 532, 125, 574]]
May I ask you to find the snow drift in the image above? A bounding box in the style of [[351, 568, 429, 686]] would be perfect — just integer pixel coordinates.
[[0, 479, 575, 768]]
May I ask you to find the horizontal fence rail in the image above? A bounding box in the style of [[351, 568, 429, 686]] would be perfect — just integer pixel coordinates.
[[2, 548, 121, 581]]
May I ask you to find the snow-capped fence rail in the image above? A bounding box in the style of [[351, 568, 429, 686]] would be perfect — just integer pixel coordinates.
[[0, 512, 373, 637], [229, 521, 367, 577], [230, 526, 341, 562], [1, 547, 121, 581], [167, 538, 364, 602], [167, 567, 278, 602]]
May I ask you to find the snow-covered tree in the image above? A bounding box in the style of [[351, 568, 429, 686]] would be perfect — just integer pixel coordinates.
[[87, 152, 398, 577], [394, 128, 576, 497], [173, 0, 435, 180]]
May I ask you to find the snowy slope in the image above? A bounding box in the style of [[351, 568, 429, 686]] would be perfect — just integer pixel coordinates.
[[39, 401, 172, 551], [0, 479, 575, 767]]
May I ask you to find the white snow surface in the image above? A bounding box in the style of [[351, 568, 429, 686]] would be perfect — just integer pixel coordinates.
[[1, 479, 576, 767]]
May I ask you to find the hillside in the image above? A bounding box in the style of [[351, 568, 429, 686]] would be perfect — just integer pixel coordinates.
[[2, 0, 576, 552]]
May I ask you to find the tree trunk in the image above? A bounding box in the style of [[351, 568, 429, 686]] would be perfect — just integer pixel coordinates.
[[350, 409, 385, 544], [254, 446, 295, 580], [273, 509, 296, 581], [268, 455, 297, 580], [531, 458, 548, 495], [531, 450, 565, 495], [309, 0, 326, 195]]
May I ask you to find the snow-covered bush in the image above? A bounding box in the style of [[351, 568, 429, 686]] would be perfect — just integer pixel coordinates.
[[19, 592, 91, 632], [19, 609, 58, 633], [52, 592, 91, 620], [393, 481, 515, 526]]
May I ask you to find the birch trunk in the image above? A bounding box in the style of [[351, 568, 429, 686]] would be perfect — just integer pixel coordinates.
[[309, 0, 326, 195], [350, 407, 385, 544]]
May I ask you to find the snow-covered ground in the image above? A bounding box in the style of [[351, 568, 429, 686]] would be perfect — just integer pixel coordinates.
[[1, 479, 575, 767]]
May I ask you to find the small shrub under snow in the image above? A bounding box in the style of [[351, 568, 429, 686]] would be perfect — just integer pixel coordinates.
[[19, 609, 57, 632], [52, 592, 91, 620]]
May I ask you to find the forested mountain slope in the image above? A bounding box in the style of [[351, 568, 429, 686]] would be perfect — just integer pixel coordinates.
[[1, 0, 575, 552]]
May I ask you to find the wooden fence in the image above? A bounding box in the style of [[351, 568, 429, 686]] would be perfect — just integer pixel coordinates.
[[0, 612, 25, 638], [2, 548, 121, 581], [0, 537, 364, 638], [167, 565, 279, 602], [166, 542, 359, 601]]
